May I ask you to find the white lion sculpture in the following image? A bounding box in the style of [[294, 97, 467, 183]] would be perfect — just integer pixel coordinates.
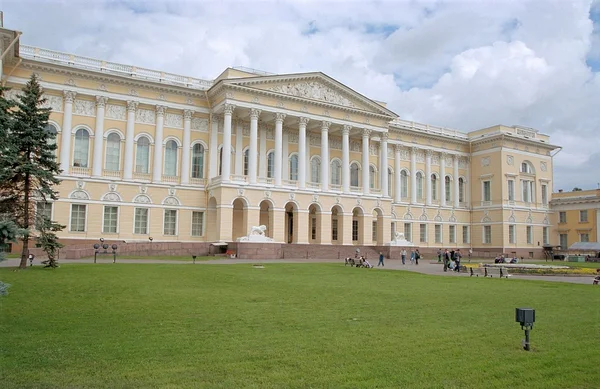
[[394, 231, 405, 241], [250, 225, 267, 236]]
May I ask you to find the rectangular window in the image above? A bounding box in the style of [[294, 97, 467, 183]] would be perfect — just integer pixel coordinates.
[[311, 217, 317, 240], [483, 225, 492, 244], [134, 208, 149, 235], [449, 225, 456, 243], [541, 184, 548, 205], [559, 233, 568, 249], [526, 226, 533, 244], [103, 206, 118, 234], [419, 224, 427, 243], [191, 211, 204, 237], [372, 221, 377, 242], [435, 224, 442, 243], [70, 204, 86, 232], [352, 220, 359, 241], [580, 210, 588, 222], [508, 180, 515, 201], [332, 219, 338, 241], [391, 222, 396, 241], [483, 181, 491, 202], [509, 225, 516, 244], [580, 233, 590, 242], [559, 211, 567, 223], [462, 226, 469, 244], [36, 201, 52, 226], [543, 227, 549, 245], [164, 210, 177, 236], [522, 180, 534, 203], [404, 223, 412, 242]]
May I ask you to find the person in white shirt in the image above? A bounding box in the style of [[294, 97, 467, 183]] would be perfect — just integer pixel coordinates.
[[401, 249, 407, 265]]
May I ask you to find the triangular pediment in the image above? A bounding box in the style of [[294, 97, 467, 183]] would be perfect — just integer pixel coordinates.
[[223, 72, 398, 118]]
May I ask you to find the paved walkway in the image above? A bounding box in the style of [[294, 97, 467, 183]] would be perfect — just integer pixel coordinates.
[[0, 258, 594, 285]]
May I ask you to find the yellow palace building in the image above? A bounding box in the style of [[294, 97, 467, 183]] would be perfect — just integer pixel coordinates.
[[0, 25, 562, 259]]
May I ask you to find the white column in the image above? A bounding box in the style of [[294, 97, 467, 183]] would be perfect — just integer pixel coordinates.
[[91, 96, 108, 177], [152, 105, 166, 183], [341, 124, 351, 193], [249, 109, 260, 184], [410, 147, 417, 204], [321, 121, 330, 191], [298, 117, 308, 189], [259, 123, 267, 179], [394, 145, 401, 203], [380, 133, 389, 197], [123, 100, 138, 180], [466, 157, 471, 208], [453, 154, 459, 208], [209, 114, 219, 179], [59, 91, 76, 174], [222, 104, 234, 181], [235, 120, 243, 176], [274, 113, 285, 186], [440, 152, 446, 207], [180, 110, 192, 185], [282, 129, 289, 181], [425, 150, 432, 206], [362, 129, 371, 195]]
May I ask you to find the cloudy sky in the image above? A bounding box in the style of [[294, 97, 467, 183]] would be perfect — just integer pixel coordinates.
[[2, 0, 599, 191]]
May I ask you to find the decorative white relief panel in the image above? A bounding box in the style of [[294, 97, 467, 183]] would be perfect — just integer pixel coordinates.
[[135, 109, 156, 125], [507, 155, 514, 166], [105, 104, 126, 121], [74, 99, 96, 116], [481, 157, 491, 167], [540, 162, 547, 172], [369, 144, 379, 156], [445, 156, 453, 167], [330, 136, 342, 150], [191, 118, 209, 132], [288, 132, 299, 144], [350, 140, 361, 152], [309, 133, 321, 146], [268, 81, 356, 108], [165, 113, 183, 128], [416, 151, 425, 163], [431, 155, 440, 166], [458, 157, 469, 169]]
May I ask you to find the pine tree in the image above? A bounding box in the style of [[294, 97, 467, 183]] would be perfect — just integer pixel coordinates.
[[36, 216, 64, 268], [0, 75, 62, 269]]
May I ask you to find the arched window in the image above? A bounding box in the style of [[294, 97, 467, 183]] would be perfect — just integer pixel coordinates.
[[521, 161, 535, 174], [401, 170, 408, 198], [350, 163, 359, 187], [267, 151, 274, 178], [431, 174, 438, 200], [331, 160, 341, 185], [45, 124, 58, 147], [388, 168, 393, 197], [369, 166, 376, 189], [243, 149, 249, 176], [73, 128, 90, 167], [289, 154, 298, 181], [311, 157, 321, 183], [191, 144, 204, 178], [416, 172, 424, 200], [164, 140, 178, 176], [445, 176, 451, 201], [105, 133, 121, 171], [459, 177, 465, 203], [135, 137, 150, 173]]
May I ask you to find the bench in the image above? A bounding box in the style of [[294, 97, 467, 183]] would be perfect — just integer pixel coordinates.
[[470, 266, 510, 278]]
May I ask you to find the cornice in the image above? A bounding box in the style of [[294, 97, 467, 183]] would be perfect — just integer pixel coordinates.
[[470, 132, 559, 151], [389, 127, 469, 148]]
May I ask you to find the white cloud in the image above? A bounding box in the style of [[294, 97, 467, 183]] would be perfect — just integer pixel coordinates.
[[2, 0, 599, 190]]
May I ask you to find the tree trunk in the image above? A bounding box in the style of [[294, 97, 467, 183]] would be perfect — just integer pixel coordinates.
[[19, 173, 30, 269]]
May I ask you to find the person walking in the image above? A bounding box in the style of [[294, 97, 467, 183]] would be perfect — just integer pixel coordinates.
[[415, 249, 420, 265], [443, 249, 449, 272], [378, 252, 385, 267], [468, 248, 473, 263], [454, 249, 462, 272], [437, 248, 442, 263], [401, 248, 407, 265], [410, 250, 415, 264]]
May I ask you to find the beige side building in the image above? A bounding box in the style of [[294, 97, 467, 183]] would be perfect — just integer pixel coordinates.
[[550, 189, 600, 249], [0, 25, 561, 259]]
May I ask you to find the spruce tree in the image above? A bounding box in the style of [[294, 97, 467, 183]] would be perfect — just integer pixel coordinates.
[[0, 75, 62, 269]]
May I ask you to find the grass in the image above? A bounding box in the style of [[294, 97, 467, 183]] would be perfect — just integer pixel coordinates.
[[0, 264, 599, 388]]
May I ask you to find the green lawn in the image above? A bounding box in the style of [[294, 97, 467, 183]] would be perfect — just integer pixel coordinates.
[[0, 264, 599, 388]]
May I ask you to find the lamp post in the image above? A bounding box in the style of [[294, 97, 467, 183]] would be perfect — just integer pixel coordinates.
[[515, 308, 535, 351]]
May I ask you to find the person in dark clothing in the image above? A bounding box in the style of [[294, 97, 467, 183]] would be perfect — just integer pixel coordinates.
[[378, 252, 384, 267], [454, 249, 462, 272], [415, 249, 420, 265]]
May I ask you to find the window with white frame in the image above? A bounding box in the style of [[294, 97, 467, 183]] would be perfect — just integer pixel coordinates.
[[401, 170, 408, 198], [164, 210, 177, 236], [521, 180, 535, 203], [164, 140, 178, 176], [135, 136, 150, 173], [508, 179, 515, 201], [191, 211, 204, 236], [350, 163, 359, 187], [559, 211, 567, 223], [459, 178, 465, 203], [311, 216, 317, 240], [483, 180, 491, 202], [419, 223, 427, 243], [73, 128, 90, 167], [36, 201, 52, 223], [103, 206, 118, 233], [445, 176, 451, 202], [372, 220, 377, 242], [543, 227, 549, 245], [267, 151, 274, 178], [369, 165, 376, 189], [462, 226, 469, 244], [541, 184, 548, 205], [449, 225, 456, 243], [431, 174, 437, 200], [509, 225, 516, 244], [134, 208, 149, 234], [521, 161, 534, 174], [311, 157, 321, 183], [243, 149, 249, 176], [391, 222, 396, 241], [289, 154, 298, 181], [416, 172, 424, 200], [105, 133, 121, 171], [526, 226, 533, 244], [580, 233, 590, 242], [331, 160, 341, 185], [70, 204, 86, 232], [191, 144, 204, 179], [483, 225, 492, 244], [559, 233, 568, 249], [331, 218, 338, 241], [352, 220, 359, 241], [580, 210, 588, 222], [435, 224, 442, 243], [404, 223, 412, 242]]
